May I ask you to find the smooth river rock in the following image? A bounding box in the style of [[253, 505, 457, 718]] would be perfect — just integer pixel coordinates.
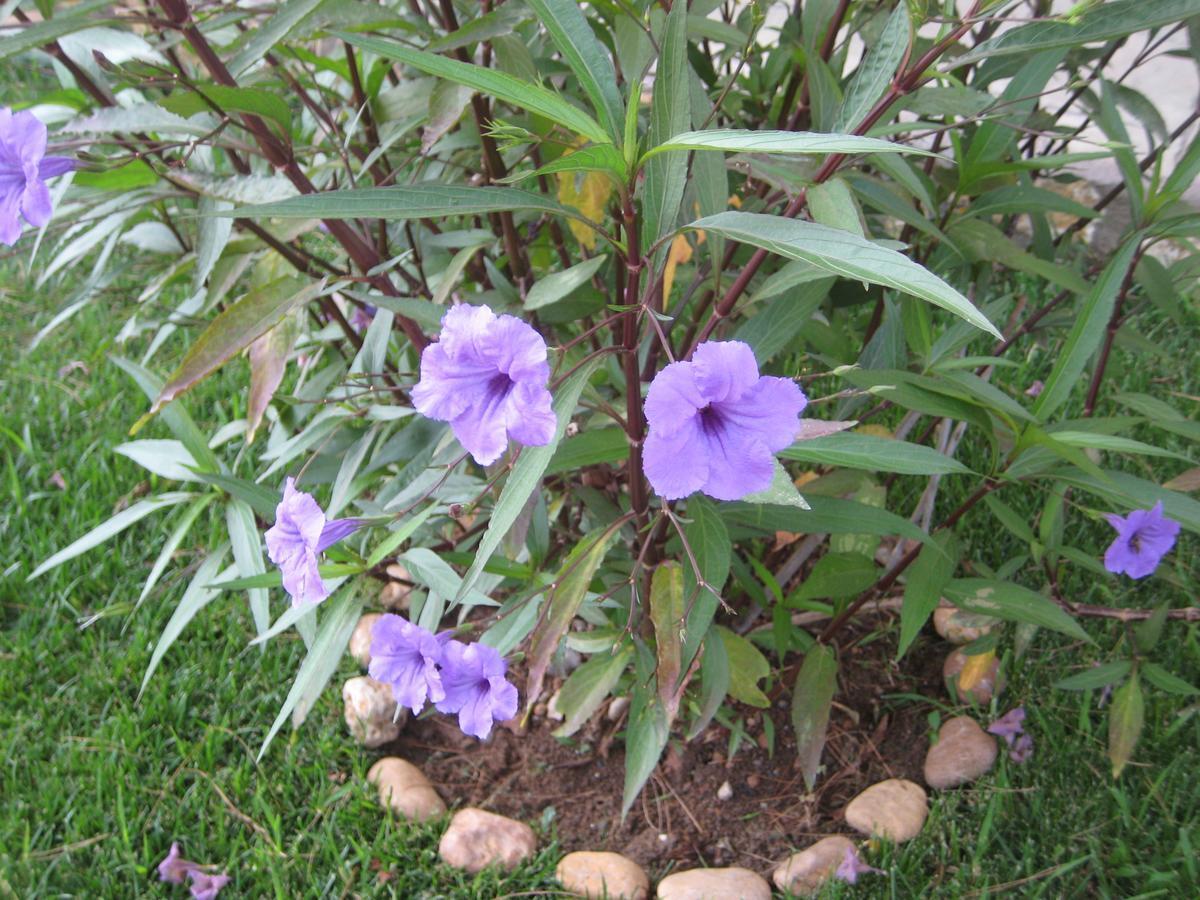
[[342, 675, 403, 747], [944, 649, 1005, 704], [349, 612, 383, 668], [933, 607, 998, 644], [438, 808, 537, 873], [367, 757, 446, 822], [556, 850, 649, 900], [845, 779, 928, 843], [656, 867, 771, 900], [772, 835, 856, 896], [924, 716, 998, 789]]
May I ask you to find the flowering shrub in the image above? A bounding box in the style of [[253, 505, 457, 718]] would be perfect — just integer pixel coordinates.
[[13, 0, 1199, 805]]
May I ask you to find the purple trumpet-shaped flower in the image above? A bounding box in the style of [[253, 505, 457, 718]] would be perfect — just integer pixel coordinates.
[[1103, 501, 1180, 579], [264, 477, 362, 607], [368, 615, 447, 714], [412, 303, 557, 466], [835, 845, 883, 885], [435, 640, 519, 740], [157, 843, 193, 885], [988, 706, 1033, 763], [1, 107, 74, 246], [350, 303, 376, 332], [187, 871, 230, 900], [642, 340, 806, 501]]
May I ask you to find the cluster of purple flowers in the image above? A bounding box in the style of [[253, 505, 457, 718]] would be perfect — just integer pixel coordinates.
[[988, 706, 1033, 763], [369, 614, 518, 740], [157, 843, 229, 899], [1, 107, 73, 246]]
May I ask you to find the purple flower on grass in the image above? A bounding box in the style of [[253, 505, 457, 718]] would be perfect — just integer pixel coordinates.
[[412, 304, 556, 466], [988, 706, 1033, 763], [158, 843, 193, 884], [642, 340, 806, 501], [368, 615, 447, 714], [1, 107, 74, 246], [835, 845, 882, 884], [187, 871, 230, 900], [264, 477, 362, 607], [435, 640, 519, 740], [1103, 502, 1180, 579]]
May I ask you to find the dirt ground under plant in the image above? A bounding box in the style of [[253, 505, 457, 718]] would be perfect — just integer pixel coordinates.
[[387, 626, 946, 878]]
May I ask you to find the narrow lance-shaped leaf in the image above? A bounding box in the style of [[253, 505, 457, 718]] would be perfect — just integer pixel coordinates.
[[898, 532, 959, 659], [1108, 672, 1144, 778], [333, 31, 610, 143], [622, 647, 671, 817], [553, 644, 635, 738], [229, 0, 326, 74], [649, 562, 685, 718], [791, 644, 838, 790], [781, 432, 972, 475], [247, 313, 299, 443], [833, 3, 910, 132], [944, 579, 1092, 643], [142, 276, 322, 419], [641, 128, 935, 162], [681, 496, 731, 672], [525, 526, 619, 715], [641, 0, 690, 253], [691, 212, 1001, 338]]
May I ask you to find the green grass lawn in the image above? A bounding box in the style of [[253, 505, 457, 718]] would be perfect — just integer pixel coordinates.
[[1, 266, 1197, 898]]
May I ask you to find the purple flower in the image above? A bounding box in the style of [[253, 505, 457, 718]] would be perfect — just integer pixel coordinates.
[[1103, 502, 1180, 579], [835, 845, 882, 884], [642, 341, 806, 501], [1, 107, 74, 246], [264, 477, 362, 606], [988, 706, 1033, 763], [157, 842, 193, 884], [350, 303, 376, 332], [435, 640, 519, 740], [412, 304, 557, 466], [368, 615, 447, 714], [1024, 379, 1044, 398], [188, 871, 230, 900]]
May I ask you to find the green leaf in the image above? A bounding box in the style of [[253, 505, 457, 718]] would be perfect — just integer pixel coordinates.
[[366, 503, 438, 568], [138, 548, 230, 700], [525, 255, 607, 311], [808, 178, 866, 236], [791, 645, 837, 790], [735, 279, 832, 364], [334, 31, 609, 143], [144, 276, 321, 417], [622, 677, 670, 817], [524, 0, 624, 144], [247, 314, 299, 443], [650, 562, 686, 716], [229, 0, 327, 75], [944, 579, 1091, 643], [641, 0, 690, 251], [641, 128, 932, 162], [781, 432, 972, 475], [227, 184, 599, 232], [258, 585, 364, 760], [1141, 662, 1199, 697], [740, 460, 811, 509], [192, 472, 280, 520], [1135, 604, 1170, 655], [428, 4, 532, 53], [110, 357, 219, 475], [114, 439, 203, 482], [832, 3, 910, 132], [226, 498, 271, 637], [553, 644, 635, 738], [681, 496, 731, 672], [717, 626, 771, 708], [1048, 431, 1194, 463], [503, 142, 627, 184], [546, 426, 627, 475], [691, 212, 1001, 337], [725, 494, 932, 546], [789, 552, 878, 604], [28, 492, 194, 580], [1049, 469, 1200, 535], [1107, 672, 1144, 778], [0, 0, 114, 61], [159, 85, 292, 135], [525, 525, 618, 713], [136, 495, 216, 612], [1054, 660, 1132, 691], [456, 356, 601, 600], [899, 532, 959, 659], [956, 0, 1200, 65], [687, 625, 730, 740]]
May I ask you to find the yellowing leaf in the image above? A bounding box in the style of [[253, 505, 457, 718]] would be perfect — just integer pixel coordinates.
[[556, 139, 611, 250], [959, 649, 996, 692], [662, 233, 694, 303], [857, 424, 894, 439]]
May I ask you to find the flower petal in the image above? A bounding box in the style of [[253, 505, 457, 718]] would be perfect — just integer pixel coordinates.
[[643, 416, 709, 500], [716, 374, 807, 453], [39, 155, 75, 178], [699, 428, 775, 501], [644, 361, 705, 435], [482, 313, 551, 384], [412, 341, 494, 423], [691, 340, 761, 404], [437, 303, 497, 361], [505, 382, 556, 448]]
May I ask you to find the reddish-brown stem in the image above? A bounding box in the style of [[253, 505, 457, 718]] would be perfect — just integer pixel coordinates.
[[621, 198, 649, 528]]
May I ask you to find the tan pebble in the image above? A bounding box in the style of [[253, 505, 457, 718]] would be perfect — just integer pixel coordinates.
[[933, 607, 998, 645], [342, 676, 404, 748], [367, 757, 446, 822], [349, 613, 383, 668], [379, 580, 411, 612], [943, 649, 1005, 704], [438, 807, 536, 873], [556, 851, 649, 900], [546, 688, 566, 722], [716, 781, 733, 801], [607, 696, 630, 721], [657, 867, 771, 900], [845, 779, 928, 843], [923, 717, 998, 789], [772, 835, 856, 896], [385, 562, 410, 581], [746, 773, 761, 789]]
